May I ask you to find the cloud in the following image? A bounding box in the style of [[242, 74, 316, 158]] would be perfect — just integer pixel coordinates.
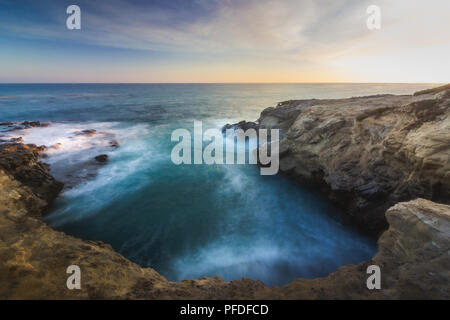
[[0, 0, 449, 82]]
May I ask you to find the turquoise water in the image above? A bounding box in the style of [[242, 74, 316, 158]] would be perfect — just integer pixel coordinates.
[[0, 83, 435, 286]]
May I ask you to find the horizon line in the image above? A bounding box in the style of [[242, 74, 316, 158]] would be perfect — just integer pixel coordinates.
[[0, 81, 446, 85]]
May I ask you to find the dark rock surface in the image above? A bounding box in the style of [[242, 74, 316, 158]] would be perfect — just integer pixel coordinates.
[[222, 120, 259, 132], [75, 129, 97, 136], [95, 154, 108, 163], [0, 143, 63, 214], [0, 121, 49, 133]]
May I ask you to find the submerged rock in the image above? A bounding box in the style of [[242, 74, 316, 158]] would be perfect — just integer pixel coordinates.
[[95, 154, 108, 163], [110, 139, 120, 148], [48, 142, 62, 150], [0, 137, 23, 144], [74, 129, 97, 136]]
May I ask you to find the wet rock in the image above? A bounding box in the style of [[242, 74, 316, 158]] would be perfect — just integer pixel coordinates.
[[74, 129, 97, 136], [94, 154, 108, 163], [0, 137, 23, 144], [21, 121, 41, 128], [1, 121, 50, 132], [48, 143, 62, 150], [110, 139, 120, 148], [222, 121, 259, 132], [10, 137, 24, 143]]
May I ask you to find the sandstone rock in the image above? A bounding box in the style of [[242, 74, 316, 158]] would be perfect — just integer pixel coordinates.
[[249, 89, 449, 233], [0, 143, 62, 214]]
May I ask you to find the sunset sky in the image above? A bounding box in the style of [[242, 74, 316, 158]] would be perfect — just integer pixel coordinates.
[[0, 0, 449, 83]]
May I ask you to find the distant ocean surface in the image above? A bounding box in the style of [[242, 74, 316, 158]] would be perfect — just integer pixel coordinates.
[[0, 83, 436, 286]]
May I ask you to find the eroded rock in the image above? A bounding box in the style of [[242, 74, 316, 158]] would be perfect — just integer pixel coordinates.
[[243, 89, 450, 233]]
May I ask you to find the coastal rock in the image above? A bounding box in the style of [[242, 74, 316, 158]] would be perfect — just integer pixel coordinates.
[[263, 199, 450, 299], [110, 139, 120, 148], [371, 199, 450, 299], [21, 121, 49, 128], [0, 121, 49, 132], [74, 129, 97, 136], [95, 154, 108, 163], [0, 137, 23, 143], [245, 89, 450, 233], [0, 143, 62, 214], [222, 121, 259, 132], [49, 142, 62, 150], [0, 149, 448, 299]]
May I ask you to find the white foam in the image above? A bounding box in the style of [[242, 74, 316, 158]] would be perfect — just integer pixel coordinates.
[[41, 122, 160, 225]]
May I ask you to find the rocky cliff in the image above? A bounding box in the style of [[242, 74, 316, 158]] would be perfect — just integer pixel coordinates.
[[237, 88, 449, 233], [0, 86, 449, 299]]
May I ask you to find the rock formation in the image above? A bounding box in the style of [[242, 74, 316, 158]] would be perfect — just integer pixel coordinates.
[[230, 88, 450, 234]]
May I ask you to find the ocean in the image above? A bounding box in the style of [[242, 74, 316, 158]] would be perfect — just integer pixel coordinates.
[[0, 83, 435, 286]]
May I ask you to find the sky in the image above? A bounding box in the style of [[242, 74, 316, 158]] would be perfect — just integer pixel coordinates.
[[0, 0, 449, 83]]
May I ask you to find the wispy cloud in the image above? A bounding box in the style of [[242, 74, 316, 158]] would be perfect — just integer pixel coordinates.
[[0, 0, 448, 82]]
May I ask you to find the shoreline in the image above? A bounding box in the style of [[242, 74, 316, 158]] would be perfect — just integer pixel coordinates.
[[0, 86, 449, 299]]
